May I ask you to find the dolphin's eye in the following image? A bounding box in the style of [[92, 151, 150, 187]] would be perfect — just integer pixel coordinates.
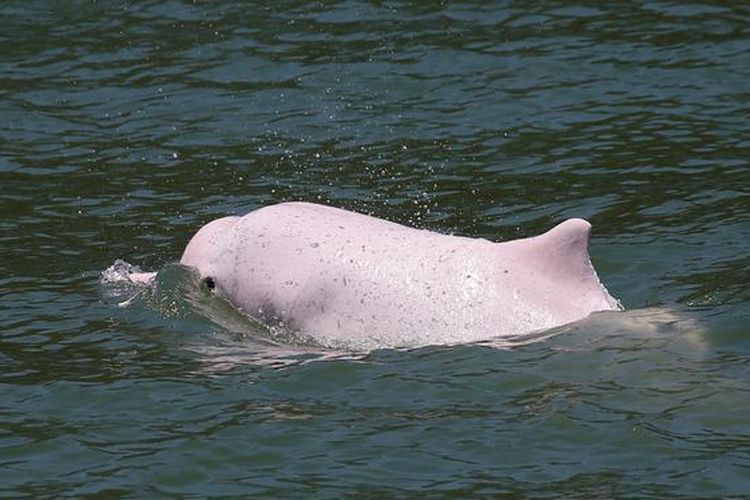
[[204, 276, 216, 291]]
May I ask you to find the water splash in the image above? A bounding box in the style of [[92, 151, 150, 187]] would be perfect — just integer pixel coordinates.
[[99, 259, 151, 308], [100, 259, 144, 285]]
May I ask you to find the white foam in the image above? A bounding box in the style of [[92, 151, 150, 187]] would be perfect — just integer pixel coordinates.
[[100, 259, 143, 284]]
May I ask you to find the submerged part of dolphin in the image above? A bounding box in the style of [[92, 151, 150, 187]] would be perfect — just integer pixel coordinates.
[[129, 202, 621, 349]]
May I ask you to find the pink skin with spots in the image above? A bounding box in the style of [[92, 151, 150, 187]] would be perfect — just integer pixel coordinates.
[[133, 202, 621, 348]]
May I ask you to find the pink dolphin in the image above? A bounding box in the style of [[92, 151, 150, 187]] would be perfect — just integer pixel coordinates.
[[131, 202, 621, 348]]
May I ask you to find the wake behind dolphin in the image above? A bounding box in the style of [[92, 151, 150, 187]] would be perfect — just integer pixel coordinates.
[[113, 202, 622, 350]]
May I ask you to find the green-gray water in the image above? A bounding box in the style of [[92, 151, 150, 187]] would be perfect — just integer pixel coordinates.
[[2, 1, 749, 496]]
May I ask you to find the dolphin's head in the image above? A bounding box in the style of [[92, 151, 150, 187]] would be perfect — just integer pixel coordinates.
[[179, 216, 240, 291]]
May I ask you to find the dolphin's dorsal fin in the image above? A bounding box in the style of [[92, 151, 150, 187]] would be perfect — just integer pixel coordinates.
[[524, 218, 622, 311], [539, 218, 592, 255], [521, 218, 596, 283], [500, 217, 622, 315]]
